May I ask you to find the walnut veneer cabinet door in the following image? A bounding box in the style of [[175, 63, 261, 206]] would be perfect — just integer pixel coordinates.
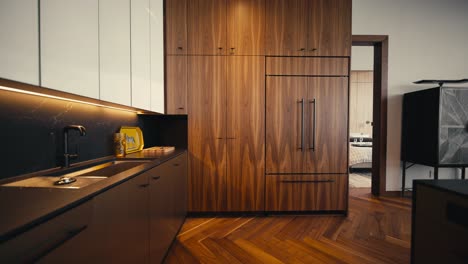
[[226, 56, 265, 211], [188, 56, 227, 212], [165, 0, 187, 54], [265, 174, 347, 211], [166, 55, 187, 114], [308, 0, 351, 56], [187, 0, 227, 55], [305, 77, 348, 173], [227, 0, 265, 55], [265, 0, 307, 56], [266, 76, 308, 173]]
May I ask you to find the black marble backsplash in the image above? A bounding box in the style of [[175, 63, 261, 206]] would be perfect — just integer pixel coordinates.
[[0, 89, 140, 179]]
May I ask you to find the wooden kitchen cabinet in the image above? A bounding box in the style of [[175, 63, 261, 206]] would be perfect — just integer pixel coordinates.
[[308, 0, 352, 56], [265, 174, 347, 211], [165, 0, 187, 55], [226, 0, 266, 55], [187, 56, 265, 212], [187, 0, 227, 55], [266, 76, 308, 174], [188, 56, 227, 212], [266, 76, 348, 174], [265, 0, 308, 56], [166, 55, 188, 114], [226, 56, 265, 211], [265, 0, 351, 56]]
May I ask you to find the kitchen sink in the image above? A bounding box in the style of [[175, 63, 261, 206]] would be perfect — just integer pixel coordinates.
[[1, 160, 151, 189]]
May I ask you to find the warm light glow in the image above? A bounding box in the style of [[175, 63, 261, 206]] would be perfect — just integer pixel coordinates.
[[0, 86, 143, 114]]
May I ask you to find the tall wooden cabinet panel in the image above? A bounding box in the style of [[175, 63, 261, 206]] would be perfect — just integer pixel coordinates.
[[165, 0, 187, 54], [166, 56, 187, 114], [187, 0, 227, 55], [227, 0, 265, 55], [266, 76, 308, 173], [226, 56, 265, 211], [308, 0, 352, 56], [188, 56, 227, 212], [265, 0, 308, 56], [305, 77, 348, 173]]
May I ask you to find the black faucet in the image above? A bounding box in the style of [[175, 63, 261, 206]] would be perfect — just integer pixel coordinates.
[[63, 125, 86, 167]]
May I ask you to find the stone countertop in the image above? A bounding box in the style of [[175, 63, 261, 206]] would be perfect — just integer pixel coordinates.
[[414, 179, 468, 197], [0, 148, 186, 242]]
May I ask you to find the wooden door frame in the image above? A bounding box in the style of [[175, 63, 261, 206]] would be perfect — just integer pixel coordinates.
[[352, 35, 388, 196]]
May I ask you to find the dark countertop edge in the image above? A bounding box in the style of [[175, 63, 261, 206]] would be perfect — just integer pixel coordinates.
[[0, 149, 186, 243], [414, 180, 468, 198]]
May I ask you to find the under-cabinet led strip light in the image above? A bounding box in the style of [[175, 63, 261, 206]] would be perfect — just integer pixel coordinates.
[[0, 86, 143, 114]]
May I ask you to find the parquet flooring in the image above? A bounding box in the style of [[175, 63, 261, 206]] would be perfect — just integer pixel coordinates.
[[165, 188, 411, 264]]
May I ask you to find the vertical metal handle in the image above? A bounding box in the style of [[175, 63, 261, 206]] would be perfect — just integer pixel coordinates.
[[298, 98, 305, 151], [309, 99, 316, 150]]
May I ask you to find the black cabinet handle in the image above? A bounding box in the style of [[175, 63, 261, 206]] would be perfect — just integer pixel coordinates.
[[309, 98, 316, 151], [173, 163, 180, 167], [298, 98, 305, 151], [298, 48, 305, 51], [139, 183, 150, 188], [309, 48, 317, 52], [177, 46, 183, 50], [178, 107, 185, 110], [152, 176, 161, 181], [33, 225, 88, 262]]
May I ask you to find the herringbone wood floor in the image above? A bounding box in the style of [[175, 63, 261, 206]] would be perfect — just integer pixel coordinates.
[[165, 188, 411, 264]]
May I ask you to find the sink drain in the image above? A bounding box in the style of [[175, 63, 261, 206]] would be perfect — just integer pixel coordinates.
[[54, 177, 77, 185]]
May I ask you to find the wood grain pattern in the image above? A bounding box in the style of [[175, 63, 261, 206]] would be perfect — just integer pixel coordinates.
[[166, 55, 187, 114], [349, 71, 373, 136], [308, 0, 352, 56], [165, 188, 412, 264], [227, 0, 265, 55], [165, 0, 187, 54], [187, 0, 227, 55], [266, 76, 308, 173], [265, 174, 347, 211], [265, 0, 307, 56], [188, 56, 227, 212], [266, 57, 349, 76], [226, 56, 265, 211], [305, 77, 349, 173]]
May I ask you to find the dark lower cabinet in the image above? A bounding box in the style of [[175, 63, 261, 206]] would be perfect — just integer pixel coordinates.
[[0, 152, 187, 263], [85, 172, 149, 263], [0, 201, 92, 263], [149, 153, 187, 263]]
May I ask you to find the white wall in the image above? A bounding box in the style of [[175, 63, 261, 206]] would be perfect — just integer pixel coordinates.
[[353, 0, 468, 191], [351, 46, 373, 71]]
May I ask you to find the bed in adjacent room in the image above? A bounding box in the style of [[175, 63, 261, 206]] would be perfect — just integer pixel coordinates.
[[349, 138, 373, 171]]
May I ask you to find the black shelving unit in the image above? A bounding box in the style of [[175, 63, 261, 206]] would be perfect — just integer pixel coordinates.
[[401, 80, 468, 195]]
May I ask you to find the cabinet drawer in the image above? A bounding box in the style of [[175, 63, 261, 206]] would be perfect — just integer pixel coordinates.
[[0, 201, 92, 263], [266, 57, 348, 76], [265, 174, 347, 211]]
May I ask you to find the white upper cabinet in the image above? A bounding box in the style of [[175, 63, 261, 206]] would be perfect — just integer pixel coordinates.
[[0, 0, 39, 85], [40, 0, 99, 99], [150, 0, 165, 113], [131, 0, 152, 110], [99, 0, 131, 105]]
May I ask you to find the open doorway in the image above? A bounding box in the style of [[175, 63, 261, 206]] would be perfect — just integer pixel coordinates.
[[351, 35, 388, 196]]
